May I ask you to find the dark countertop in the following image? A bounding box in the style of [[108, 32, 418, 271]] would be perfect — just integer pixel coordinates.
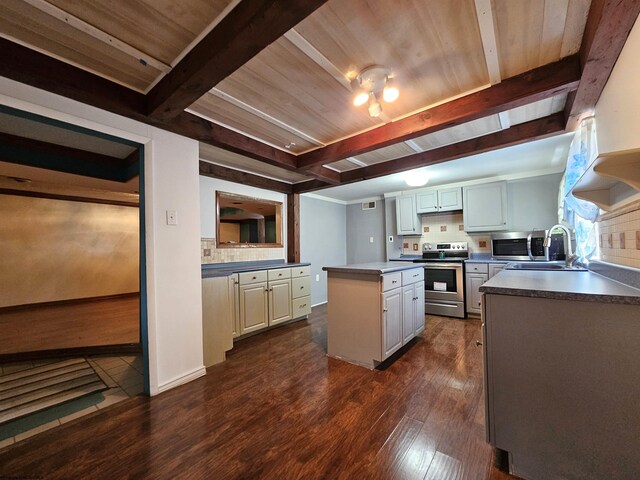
[[323, 262, 422, 275], [480, 269, 640, 305], [202, 260, 311, 279]]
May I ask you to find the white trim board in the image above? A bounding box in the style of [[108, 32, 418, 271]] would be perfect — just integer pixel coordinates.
[[155, 366, 206, 395]]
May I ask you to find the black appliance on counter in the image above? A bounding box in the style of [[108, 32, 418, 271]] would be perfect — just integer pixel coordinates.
[[413, 242, 468, 318]]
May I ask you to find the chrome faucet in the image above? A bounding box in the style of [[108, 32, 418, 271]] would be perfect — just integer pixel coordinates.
[[544, 224, 577, 266]]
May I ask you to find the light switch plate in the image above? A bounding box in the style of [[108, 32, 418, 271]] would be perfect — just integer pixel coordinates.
[[166, 210, 178, 225], [315, 274, 320, 282], [369, 236, 374, 243]]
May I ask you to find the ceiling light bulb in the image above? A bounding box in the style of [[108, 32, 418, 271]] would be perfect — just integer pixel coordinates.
[[368, 96, 382, 117], [383, 84, 399, 103], [353, 90, 369, 107]]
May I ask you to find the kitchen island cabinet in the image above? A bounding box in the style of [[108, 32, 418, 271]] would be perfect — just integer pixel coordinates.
[[480, 269, 640, 480], [323, 262, 424, 369]]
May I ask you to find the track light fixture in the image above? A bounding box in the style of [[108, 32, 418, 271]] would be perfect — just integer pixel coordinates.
[[351, 66, 399, 117]]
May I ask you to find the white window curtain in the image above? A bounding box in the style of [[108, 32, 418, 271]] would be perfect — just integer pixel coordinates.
[[558, 117, 599, 262]]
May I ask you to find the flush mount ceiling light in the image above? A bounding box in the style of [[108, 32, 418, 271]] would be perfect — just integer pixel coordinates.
[[351, 66, 399, 117], [403, 170, 430, 187]]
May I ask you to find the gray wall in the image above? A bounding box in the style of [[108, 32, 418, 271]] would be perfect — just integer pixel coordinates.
[[300, 195, 347, 306], [346, 200, 386, 263], [508, 173, 562, 232]]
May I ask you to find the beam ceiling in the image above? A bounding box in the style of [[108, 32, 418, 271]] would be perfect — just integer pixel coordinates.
[[0, 1, 636, 196]]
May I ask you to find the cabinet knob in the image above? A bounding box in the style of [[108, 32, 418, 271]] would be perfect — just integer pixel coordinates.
[[475, 340, 483, 347], [252, 276, 256, 280], [392, 280, 397, 284], [301, 304, 306, 308], [300, 286, 304, 289], [478, 301, 481, 306], [383, 308, 388, 312]]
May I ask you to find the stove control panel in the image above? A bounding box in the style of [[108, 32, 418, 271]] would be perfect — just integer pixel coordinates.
[[423, 242, 468, 253]]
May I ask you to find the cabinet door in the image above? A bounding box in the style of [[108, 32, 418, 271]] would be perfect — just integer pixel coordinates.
[[396, 195, 419, 235], [466, 273, 488, 314], [438, 187, 463, 212], [463, 181, 508, 232], [489, 264, 505, 279], [414, 281, 425, 334], [269, 279, 292, 325], [402, 285, 415, 343], [382, 288, 403, 358], [416, 190, 438, 213], [229, 274, 240, 338], [239, 282, 268, 334]]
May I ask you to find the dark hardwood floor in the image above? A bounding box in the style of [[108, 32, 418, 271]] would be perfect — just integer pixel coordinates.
[[0, 304, 517, 479], [0, 293, 140, 355]]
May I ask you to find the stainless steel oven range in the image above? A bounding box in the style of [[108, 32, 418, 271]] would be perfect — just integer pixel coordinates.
[[413, 242, 468, 318]]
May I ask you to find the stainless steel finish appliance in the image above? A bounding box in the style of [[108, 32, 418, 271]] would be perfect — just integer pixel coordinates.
[[414, 242, 468, 318], [491, 230, 558, 261]]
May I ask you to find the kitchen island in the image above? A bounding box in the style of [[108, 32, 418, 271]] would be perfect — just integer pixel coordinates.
[[480, 267, 640, 480], [322, 262, 425, 368]]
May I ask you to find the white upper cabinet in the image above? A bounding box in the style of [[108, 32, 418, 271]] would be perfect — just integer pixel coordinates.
[[396, 195, 420, 235], [416, 187, 463, 214], [463, 181, 508, 232], [416, 190, 438, 213]]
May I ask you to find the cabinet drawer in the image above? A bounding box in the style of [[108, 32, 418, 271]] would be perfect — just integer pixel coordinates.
[[291, 276, 311, 299], [466, 263, 488, 274], [291, 265, 310, 278], [382, 272, 402, 291], [292, 295, 311, 317], [268, 268, 291, 281], [402, 268, 424, 285], [239, 270, 268, 285]]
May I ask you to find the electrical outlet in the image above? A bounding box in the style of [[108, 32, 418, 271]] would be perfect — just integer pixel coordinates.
[[369, 236, 374, 243], [315, 274, 320, 282], [166, 210, 178, 225]]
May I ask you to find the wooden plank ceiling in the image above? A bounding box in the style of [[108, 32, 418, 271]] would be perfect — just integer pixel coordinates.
[[0, 0, 637, 193]]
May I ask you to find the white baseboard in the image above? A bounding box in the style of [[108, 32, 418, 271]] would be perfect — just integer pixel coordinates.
[[156, 366, 206, 395], [312, 300, 327, 308]]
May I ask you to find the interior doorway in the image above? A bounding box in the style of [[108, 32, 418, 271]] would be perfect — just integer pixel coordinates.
[[0, 105, 149, 445]]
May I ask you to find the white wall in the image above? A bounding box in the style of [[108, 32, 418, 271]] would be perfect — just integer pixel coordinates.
[[595, 17, 640, 154], [300, 195, 347, 305], [0, 78, 205, 395]]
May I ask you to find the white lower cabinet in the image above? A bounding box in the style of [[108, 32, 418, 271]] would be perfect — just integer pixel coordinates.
[[383, 288, 403, 357], [268, 278, 292, 326], [414, 281, 425, 334], [237, 265, 310, 337], [465, 262, 506, 315], [402, 280, 425, 342], [239, 281, 269, 334], [229, 274, 240, 338]]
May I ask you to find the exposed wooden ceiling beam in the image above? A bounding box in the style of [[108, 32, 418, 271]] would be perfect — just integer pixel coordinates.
[[292, 179, 332, 194], [146, 0, 329, 122], [297, 56, 581, 170], [0, 38, 341, 184], [338, 113, 566, 185], [199, 161, 293, 194], [0, 37, 146, 120], [564, 0, 640, 130], [0, 131, 137, 182]]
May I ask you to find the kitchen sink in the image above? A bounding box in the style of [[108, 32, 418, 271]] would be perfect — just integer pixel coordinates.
[[505, 262, 588, 272]]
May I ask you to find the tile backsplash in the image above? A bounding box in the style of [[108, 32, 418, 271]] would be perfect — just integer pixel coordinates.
[[402, 212, 491, 255], [597, 202, 640, 269], [201, 237, 284, 264]]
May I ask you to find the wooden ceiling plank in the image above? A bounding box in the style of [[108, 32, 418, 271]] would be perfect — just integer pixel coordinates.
[[208, 88, 325, 147], [340, 113, 566, 185], [146, 0, 329, 121], [22, 0, 171, 74], [564, 0, 640, 130], [297, 55, 581, 169], [199, 160, 292, 194], [474, 0, 502, 84]]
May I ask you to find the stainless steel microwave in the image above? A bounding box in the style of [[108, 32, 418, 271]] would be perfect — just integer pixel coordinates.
[[491, 231, 556, 261]]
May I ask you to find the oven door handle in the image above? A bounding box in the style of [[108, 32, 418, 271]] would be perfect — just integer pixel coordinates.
[[425, 301, 460, 308], [422, 263, 463, 269]]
